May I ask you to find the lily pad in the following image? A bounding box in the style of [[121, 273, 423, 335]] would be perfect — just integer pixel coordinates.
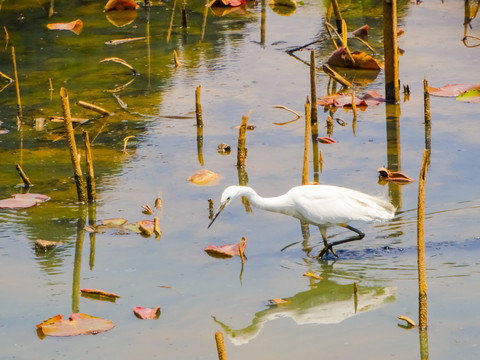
[[0, 193, 50, 209], [133, 306, 161, 320]]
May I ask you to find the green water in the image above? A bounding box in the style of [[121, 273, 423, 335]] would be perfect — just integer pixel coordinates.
[[0, 0, 479, 359]]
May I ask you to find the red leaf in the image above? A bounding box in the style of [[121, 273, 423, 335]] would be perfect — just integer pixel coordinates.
[[46, 19, 83, 35], [205, 237, 247, 260], [211, 0, 245, 7], [352, 24, 369, 39], [377, 167, 414, 185], [327, 47, 381, 70], [317, 137, 336, 144], [36, 313, 114, 337], [133, 306, 161, 320]]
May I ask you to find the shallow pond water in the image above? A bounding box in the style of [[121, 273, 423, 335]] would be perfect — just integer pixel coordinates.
[[0, 0, 479, 359]]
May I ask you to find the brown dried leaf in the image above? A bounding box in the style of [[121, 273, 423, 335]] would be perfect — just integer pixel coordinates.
[[133, 306, 161, 320], [187, 169, 220, 186], [46, 19, 83, 35]]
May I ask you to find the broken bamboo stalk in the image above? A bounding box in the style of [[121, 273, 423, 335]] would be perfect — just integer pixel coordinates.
[[195, 85, 203, 127], [417, 148, 429, 330], [11, 46, 23, 124], [383, 0, 400, 103], [330, 0, 343, 34], [310, 51, 318, 126], [61, 87, 88, 203], [423, 78, 431, 157], [15, 163, 32, 187], [82, 130, 96, 202], [236, 113, 249, 168], [302, 98, 311, 185]]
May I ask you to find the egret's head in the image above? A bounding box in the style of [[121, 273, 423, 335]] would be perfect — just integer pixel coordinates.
[[208, 186, 245, 228]]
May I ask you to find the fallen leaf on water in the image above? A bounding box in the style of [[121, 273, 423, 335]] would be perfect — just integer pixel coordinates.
[[317, 137, 336, 144], [124, 220, 155, 235], [104, 0, 139, 11], [377, 167, 414, 185], [155, 197, 163, 209], [46, 19, 83, 35], [35, 240, 61, 253], [267, 298, 291, 305], [81, 289, 121, 301], [456, 88, 480, 103], [187, 169, 220, 185], [205, 237, 247, 260], [317, 90, 384, 109], [352, 24, 369, 39], [105, 9, 138, 27], [0, 193, 50, 209], [105, 36, 146, 45], [302, 271, 323, 280], [101, 218, 128, 227], [327, 47, 381, 70], [36, 313, 114, 337], [210, 0, 245, 7], [397, 315, 416, 328], [142, 204, 153, 215], [217, 143, 231, 154], [133, 306, 161, 320], [427, 83, 480, 97], [154, 217, 161, 239]]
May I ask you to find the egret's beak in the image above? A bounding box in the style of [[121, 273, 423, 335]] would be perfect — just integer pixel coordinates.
[[208, 201, 227, 228]]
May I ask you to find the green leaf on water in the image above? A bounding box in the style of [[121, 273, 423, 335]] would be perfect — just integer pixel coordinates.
[[457, 88, 480, 103]]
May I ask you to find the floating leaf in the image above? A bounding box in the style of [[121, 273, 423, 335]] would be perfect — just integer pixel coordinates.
[[317, 137, 336, 144], [317, 90, 384, 109], [187, 169, 220, 185], [101, 218, 128, 227], [205, 237, 247, 260], [154, 217, 161, 239], [142, 205, 153, 215], [210, 0, 245, 7], [81, 289, 120, 300], [427, 83, 480, 97], [104, 0, 139, 11], [124, 220, 155, 235], [46, 19, 83, 35], [0, 193, 50, 209], [35, 240, 61, 253], [133, 306, 161, 320], [377, 167, 414, 185], [456, 88, 480, 103], [302, 271, 323, 280], [397, 315, 416, 328], [105, 9, 138, 27], [217, 143, 231, 154], [36, 313, 114, 337], [267, 298, 291, 305], [327, 47, 381, 70], [352, 24, 369, 39]]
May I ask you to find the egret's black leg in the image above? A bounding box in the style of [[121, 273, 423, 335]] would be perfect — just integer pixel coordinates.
[[317, 224, 365, 259], [317, 226, 338, 258]]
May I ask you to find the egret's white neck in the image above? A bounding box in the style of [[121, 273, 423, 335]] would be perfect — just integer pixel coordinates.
[[239, 187, 294, 216]]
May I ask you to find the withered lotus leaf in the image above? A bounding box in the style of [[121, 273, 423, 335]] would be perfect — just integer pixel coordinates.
[[81, 289, 120, 300], [205, 237, 247, 260], [352, 24, 369, 39], [133, 306, 161, 320], [0, 193, 50, 209], [302, 271, 323, 280], [210, 0, 245, 7], [456, 88, 480, 103], [187, 169, 220, 185], [124, 220, 155, 234], [327, 47, 381, 70], [104, 0, 139, 11], [36, 313, 114, 337], [46, 19, 83, 35]]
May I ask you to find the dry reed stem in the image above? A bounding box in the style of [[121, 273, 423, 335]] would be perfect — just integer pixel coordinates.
[[15, 163, 32, 187], [195, 85, 203, 127], [215, 331, 227, 360], [322, 65, 351, 88], [417, 149, 430, 330], [302, 98, 311, 185], [82, 130, 96, 202], [61, 87, 87, 203], [310, 51, 318, 125], [76, 100, 112, 116], [11, 46, 22, 123], [383, 0, 400, 103]]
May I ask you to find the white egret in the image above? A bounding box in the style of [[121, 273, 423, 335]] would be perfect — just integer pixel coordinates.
[[208, 185, 395, 258]]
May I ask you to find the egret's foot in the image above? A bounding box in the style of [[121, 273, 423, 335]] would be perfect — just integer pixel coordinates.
[[317, 244, 338, 259]]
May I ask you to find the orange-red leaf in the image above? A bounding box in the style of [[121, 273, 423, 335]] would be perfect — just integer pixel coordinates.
[[267, 298, 291, 305], [133, 306, 161, 319], [427, 83, 480, 97], [377, 167, 414, 185], [104, 0, 139, 11], [205, 237, 248, 260], [46, 19, 83, 35], [317, 137, 336, 144], [352, 24, 369, 39], [36, 313, 114, 337]]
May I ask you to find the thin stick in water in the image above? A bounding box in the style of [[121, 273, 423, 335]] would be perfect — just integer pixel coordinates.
[[310, 51, 318, 126], [82, 130, 96, 202], [61, 87, 87, 203], [302, 98, 311, 185], [15, 163, 32, 187], [11, 46, 22, 123]]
